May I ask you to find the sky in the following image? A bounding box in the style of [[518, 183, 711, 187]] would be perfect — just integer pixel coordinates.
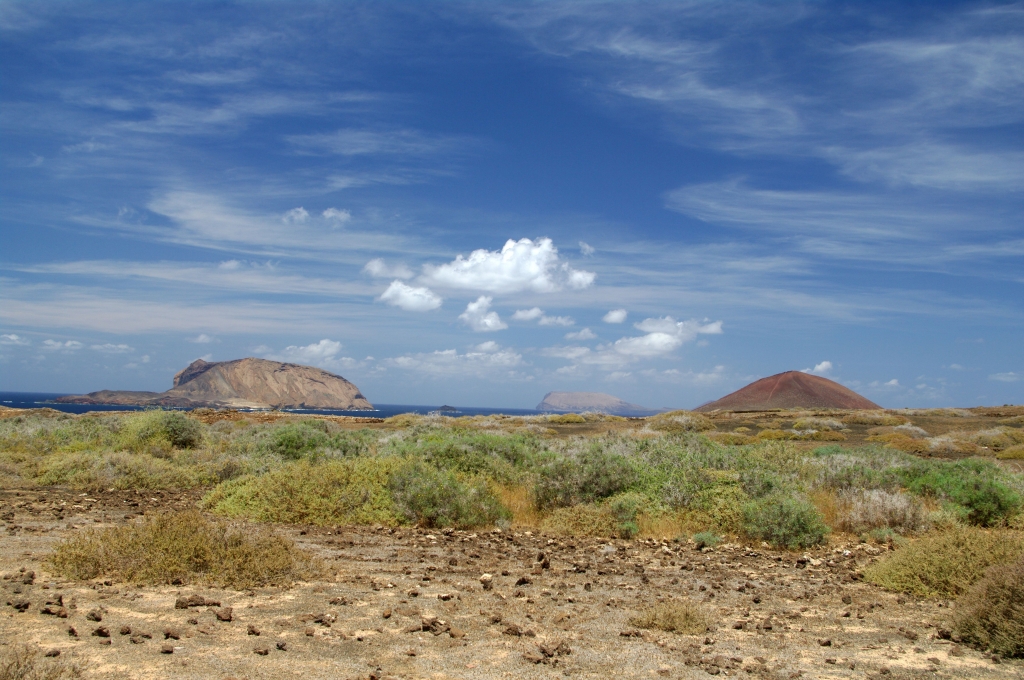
[[1, 1, 1022, 409]]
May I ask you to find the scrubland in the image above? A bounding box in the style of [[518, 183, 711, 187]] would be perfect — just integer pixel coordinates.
[[2, 405, 1023, 678]]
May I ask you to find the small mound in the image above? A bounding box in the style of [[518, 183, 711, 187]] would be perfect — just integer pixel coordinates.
[[695, 371, 880, 412]]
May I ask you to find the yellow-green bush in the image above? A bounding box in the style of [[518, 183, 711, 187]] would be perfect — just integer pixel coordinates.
[[48, 510, 319, 588], [36, 451, 215, 490], [864, 526, 1024, 598], [204, 458, 402, 526], [997, 444, 1024, 460], [546, 413, 587, 424], [117, 410, 204, 452]]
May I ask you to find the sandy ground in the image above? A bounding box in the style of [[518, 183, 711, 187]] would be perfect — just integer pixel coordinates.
[[1, 487, 1018, 680]]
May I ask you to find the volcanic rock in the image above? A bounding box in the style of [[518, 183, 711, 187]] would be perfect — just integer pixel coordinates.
[[537, 391, 659, 416], [57, 357, 373, 410], [695, 371, 880, 412]]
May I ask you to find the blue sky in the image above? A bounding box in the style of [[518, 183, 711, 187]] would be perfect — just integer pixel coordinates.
[[1, 1, 1022, 409]]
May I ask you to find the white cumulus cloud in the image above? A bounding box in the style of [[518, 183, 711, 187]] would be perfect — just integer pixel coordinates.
[[603, 309, 628, 324], [90, 343, 133, 353], [190, 333, 213, 343], [565, 327, 596, 340], [379, 281, 442, 311], [386, 345, 524, 378], [512, 307, 544, 321], [322, 207, 352, 223], [264, 339, 360, 372], [282, 207, 309, 224], [459, 296, 507, 332], [423, 237, 595, 293], [0, 334, 30, 346], [545, 317, 723, 368], [42, 340, 83, 352], [803, 360, 833, 376], [990, 372, 1020, 383], [579, 241, 595, 256], [364, 258, 414, 279], [512, 307, 574, 326]]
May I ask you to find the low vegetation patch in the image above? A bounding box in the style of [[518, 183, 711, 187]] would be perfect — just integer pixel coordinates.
[[203, 458, 402, 526], [952, 556, 1024, 658], [628, 600, 712, 634], [864, 526, 1024, 598], [833, 489, 928, 535], [389, 460, 509, 528], [0, 645, 81, 680], [742, 493, 829, 549], [646, 410, 715, 433], [47, 510, 320, 588]]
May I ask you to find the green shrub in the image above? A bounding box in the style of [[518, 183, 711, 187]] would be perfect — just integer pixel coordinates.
[[864, 526, 1024, 598], [953, 556, 1024, 658], [266, 423, 331, 459], [385, 430, 539, 481], [742, 493, 829, 549], [608, 492, 645, 539], [389, 460, 509, 529], [118, 410, 204, 452], [533, 447, 635, 509], [900, 459, 1021, 526], [47, 510, 320, 588], [692, 531, 722, 549], [204, 458, 402, 526]]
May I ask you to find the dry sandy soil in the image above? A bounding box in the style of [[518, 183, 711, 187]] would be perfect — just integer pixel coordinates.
[[1, 487, 1019, 680]]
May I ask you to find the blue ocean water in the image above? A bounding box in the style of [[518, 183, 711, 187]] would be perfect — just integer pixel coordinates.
[[0, 391, 545, 419]]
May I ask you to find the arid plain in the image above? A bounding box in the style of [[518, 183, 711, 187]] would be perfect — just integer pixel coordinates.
[[2, 405, 1023, 679]]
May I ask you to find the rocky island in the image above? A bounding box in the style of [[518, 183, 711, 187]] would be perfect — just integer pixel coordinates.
[[536, 391, 661, 416], [56, 357, 373, 410]]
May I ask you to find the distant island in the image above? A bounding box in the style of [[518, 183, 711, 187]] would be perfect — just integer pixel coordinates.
[[56, 357, 373, 410], [536, 391, 662, 416]]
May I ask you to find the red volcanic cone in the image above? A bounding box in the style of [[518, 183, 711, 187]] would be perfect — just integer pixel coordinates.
[[695, 371, 880, 412]]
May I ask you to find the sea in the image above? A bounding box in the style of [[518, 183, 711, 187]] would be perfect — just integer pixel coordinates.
[[0, 391, 546, 419]]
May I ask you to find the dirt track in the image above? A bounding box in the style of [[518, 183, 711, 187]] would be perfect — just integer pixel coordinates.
[[1, 488, 1018, 679]]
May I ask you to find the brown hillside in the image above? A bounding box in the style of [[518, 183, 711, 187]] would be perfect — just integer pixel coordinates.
[[57, 357, 373, 410], [695, 371, 880, 412]]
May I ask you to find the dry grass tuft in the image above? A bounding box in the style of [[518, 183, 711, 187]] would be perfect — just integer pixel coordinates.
[[47, 510, 321, 588], [864, 526, 1024, 598], [646, 410, 715, 433], [540, 504, 616, 537], [496, 485, 544, 528], [834, 489, 928, 534], [997, 444, 1024, 460], [952, 556, 1024, 658], [842, 411, 909, 426], [0, 645, 82, 680], [628, 600, 712, 634]]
